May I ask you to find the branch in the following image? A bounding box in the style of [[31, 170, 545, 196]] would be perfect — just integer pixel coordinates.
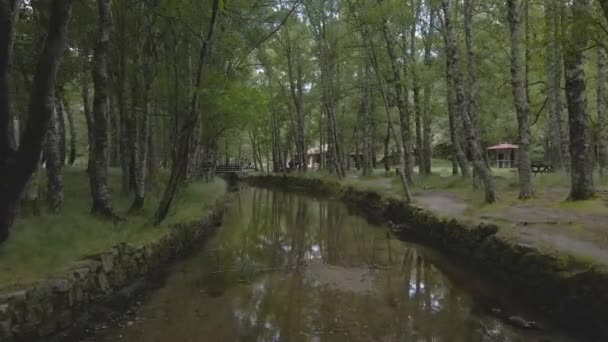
[[531, 97, 548, 126], [234, 0, 302, 69]]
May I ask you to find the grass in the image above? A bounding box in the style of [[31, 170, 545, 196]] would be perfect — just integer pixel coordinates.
[[0, 167, 227, 289], [279, 159, 608, 222]]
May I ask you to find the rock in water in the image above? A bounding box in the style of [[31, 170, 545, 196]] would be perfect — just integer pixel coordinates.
[[507, 316, 539, 329]]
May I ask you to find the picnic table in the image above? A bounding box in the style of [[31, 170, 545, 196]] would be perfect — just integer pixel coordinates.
[[531, 161, 553, 175]]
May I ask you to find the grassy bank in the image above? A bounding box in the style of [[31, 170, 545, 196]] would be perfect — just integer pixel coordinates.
[[281, 160, 608, 264], [0, 168, 226, 289]]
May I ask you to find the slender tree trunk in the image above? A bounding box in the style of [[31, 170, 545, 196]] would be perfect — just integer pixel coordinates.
[[44, 88, 64, 211], [361, 64, 374, 176], [154, 0, 220, 224], [55, 87, 67, 164], [307, 6, 346, 178], [558, 3, 571, 173], [409, 0, 423, 176], [384, 124, 391, 174], [115, 0, 129, 194], [598, 46, 608, 179], [442, 0, 496, 203], [507, 0, 534, 199], [148, 105, 159, 181], [564, 0, 594, 200], [130, 19, 154, 211], [440, 4, 468, 177], [130, 92, 150, 212], [284, 32, 307, 173], [365, 30, 403, 174], [464, 0, 484, 188], [0, 0, 72, 242], [23, 156, 41, 216], [380, 22, 413, 183], [421, 6, 434, 175], [80, 46, 94, 171], [545, 0, 564, 170], [445, 56, 469, 177], [89, 0, 114, 217], [61, 90, 77, 165], [0, 0, 21, 154]]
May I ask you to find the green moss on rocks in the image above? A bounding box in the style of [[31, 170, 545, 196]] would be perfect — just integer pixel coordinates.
[[0, 201, 226, 341]]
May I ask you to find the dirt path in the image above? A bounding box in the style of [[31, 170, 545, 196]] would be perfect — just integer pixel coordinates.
[[414, 191, 470, 217], [410, 187, 608, 265]]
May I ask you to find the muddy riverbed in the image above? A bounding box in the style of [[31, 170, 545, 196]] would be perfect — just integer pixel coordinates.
[[77, 186, 582, 342]]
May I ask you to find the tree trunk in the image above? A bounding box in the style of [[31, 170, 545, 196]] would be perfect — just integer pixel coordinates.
[[442, 0, 496, 203], [80, 46, 94, 171], [599, 46, 608, 179], [445, 55, 469, 177], [0, 0, 20, 154], [130, 94, 150, 212], [130, 19, 154, 211], [564, 0, 594, 200], [361, 64, 374, 176], [410, 0, 423, 176], [545, 0, 564, 170], [0, 0, 72, 242], [128, 68, 139, 191], [154, 0, 220, 224], [365, 29, 403, 175], [397, 168, 412, 203], [89, 0, 114, 217], [23, 156, 42, 216], [115, 0, 130, 194], [44, 88, 64, 211], [507, 0, 534, 199], [61, 89, 77, 165], [147, 106, 159, 181], [421, 6, 434, 176], [55, 86, 67, 165], [558, 2, 571, 173], [380, 22, 413, 183], [464, 0, 484, 187], [284, 31, 307, 173], [306, 5, 346, 178]]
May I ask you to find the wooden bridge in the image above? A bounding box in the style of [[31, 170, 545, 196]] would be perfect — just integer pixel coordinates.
[[214, 164, 256, 175]]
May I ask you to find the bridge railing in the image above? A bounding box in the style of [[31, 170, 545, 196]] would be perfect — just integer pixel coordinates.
[[215, 164, 256, 174]]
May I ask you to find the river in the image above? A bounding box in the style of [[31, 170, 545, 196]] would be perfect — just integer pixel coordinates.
[[86, 186, 579, 342]]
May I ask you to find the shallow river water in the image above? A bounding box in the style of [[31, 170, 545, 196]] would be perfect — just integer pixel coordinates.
[[93, 186, 581, 342]]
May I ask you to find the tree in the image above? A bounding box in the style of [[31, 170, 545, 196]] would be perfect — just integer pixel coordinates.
[[441, 0, 496, 203], [88, 0, 115, 217], [564, 0, 594, 200], [599, 46, 608, 179], [0, 0, 72, 241], [507, 0, 534, 199], [43, 88, 64, 211], [306, 0, 346, 178], [420, 3, 434, 176], [154, 0, 221, 224]]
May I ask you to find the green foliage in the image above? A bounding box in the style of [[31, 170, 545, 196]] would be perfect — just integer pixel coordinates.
[[0, 169, 226, 289]]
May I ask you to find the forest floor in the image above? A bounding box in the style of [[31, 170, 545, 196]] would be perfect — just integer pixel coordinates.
[[304, 161, 608, 266], [0, 168, 227, 289]]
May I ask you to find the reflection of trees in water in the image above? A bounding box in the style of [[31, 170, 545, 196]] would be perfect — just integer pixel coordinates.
[[226, 188, 518, 341]]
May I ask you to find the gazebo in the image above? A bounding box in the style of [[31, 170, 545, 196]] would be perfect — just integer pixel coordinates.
[[487, 143, 518, 168]]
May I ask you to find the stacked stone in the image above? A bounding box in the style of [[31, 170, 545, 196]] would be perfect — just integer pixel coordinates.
[[0, 206, 225, 341]]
